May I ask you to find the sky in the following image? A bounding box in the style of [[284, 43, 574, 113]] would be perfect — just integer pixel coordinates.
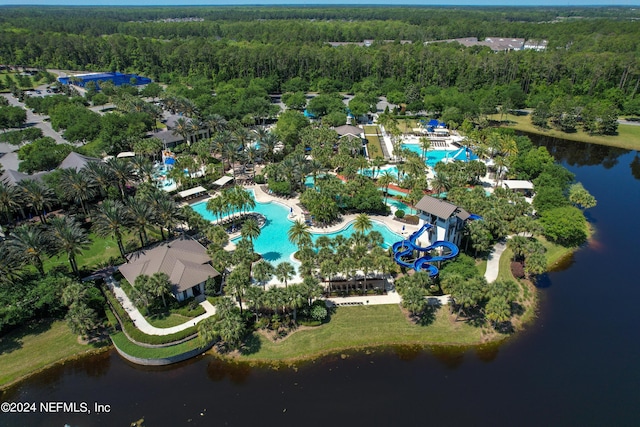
[[0, 0, 638, 6]]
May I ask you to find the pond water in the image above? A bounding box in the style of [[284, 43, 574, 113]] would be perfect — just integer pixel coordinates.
[[2, 134, 640, 426]]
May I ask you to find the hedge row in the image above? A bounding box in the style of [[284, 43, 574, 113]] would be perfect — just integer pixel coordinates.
[[102, 285, 198, 345]]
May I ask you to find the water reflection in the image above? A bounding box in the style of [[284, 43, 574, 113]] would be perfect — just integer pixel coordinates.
[[206, 357, 252, 384], [474, 342, 501, 363], [519, 132, 631, 168], [630, 154, 640, 180], [429, 346, 466, 370]]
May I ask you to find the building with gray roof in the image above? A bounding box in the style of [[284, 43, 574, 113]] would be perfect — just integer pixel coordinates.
[[119, 237, 220, 302], [415, 195, 471, 246], [58, 152, 101, 171]]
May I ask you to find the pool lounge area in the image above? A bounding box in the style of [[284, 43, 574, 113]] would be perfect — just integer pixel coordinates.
[[191, 190, 403, 266], [401, 145, 479, 168]]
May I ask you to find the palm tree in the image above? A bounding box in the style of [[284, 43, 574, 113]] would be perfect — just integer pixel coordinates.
[[339, 257, 357, 294], [93, 199, 131, 259], [0, 180, 23, 225], [48, 216, 90, 277], [105, 157, 135, 199], [149, 272, 172, 308], [225, 265, 251, 313], [172, 117, 192, 145], [485, 296, 511, 327], [83, 161, 114, 198], [126, 197, 155, 248], [431, 173, 450, 196], [154, 197, 180, 240], [402, 285, 428, 316], [320, 258, 339, 294], [275, 261, 296, 288], [244, 146, 260, 178], [205, 114, 228, 137], [240, 218, 261, 242], [187, 118, 205, 144], [257, 131, 278, 163], [419, 136, 432, 161], [206, 195, 224, 223], [288, 219, 312, 250], [58, 168, 96, 215], [353, 213, 373, 234], [0, 243, 22, 287], [377, 170, 395, 204], [18, 179, 56, 224], [6, 224, 50, 276], [252, 260, 274, 289], [234, 127, 254, 151]]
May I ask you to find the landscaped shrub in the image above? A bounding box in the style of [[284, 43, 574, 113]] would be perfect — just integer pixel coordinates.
[[268, 179, 291, 196], [310, 302, 328, 322], [254, 174, 266, 184], [511, 261, 525, 279], [395, 209, 405, 218], [103, 285, 198, 345]]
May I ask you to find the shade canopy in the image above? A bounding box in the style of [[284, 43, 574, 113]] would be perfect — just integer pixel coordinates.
[[178, 186, 207, 199], [212, 175, 233, 187]]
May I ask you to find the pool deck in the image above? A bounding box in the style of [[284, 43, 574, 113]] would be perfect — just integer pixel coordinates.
[[249, 184, 420, 238]]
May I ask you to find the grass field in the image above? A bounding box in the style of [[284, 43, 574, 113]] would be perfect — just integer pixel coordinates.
[[43, 232, 124, 274], [0, 320, 106, 389], [235, 304, 485, 361], [110, 331, 201, 359], [363, 125, 384, 159], [488, 113, 640, 151]]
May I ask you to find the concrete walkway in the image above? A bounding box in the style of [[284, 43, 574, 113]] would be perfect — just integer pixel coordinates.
[[325, 292, 449, 307], [484, 240, 508, 283], [105, 275, 216, 336]]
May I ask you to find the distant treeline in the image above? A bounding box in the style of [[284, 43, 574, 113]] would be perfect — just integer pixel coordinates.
[[1, 7, 639, 113]]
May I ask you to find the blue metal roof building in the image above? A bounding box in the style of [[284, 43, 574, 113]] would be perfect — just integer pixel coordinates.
[[57, 72, 152, 88]]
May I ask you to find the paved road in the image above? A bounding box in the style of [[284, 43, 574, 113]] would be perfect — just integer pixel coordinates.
[[1, 92, 69, 145]]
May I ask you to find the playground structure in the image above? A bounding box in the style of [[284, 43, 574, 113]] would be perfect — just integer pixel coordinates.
[[392, 223, 459, 277]]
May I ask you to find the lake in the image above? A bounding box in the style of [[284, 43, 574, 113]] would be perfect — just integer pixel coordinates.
[[2, 135, 639, 427]]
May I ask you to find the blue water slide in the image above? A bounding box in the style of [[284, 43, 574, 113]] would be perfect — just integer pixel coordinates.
[[391, 223, 459, 277]]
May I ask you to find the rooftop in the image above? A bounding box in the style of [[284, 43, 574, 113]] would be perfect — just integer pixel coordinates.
[[415, 195, 470, 221], [58, 152, 101, 171], [119, 237, 219, 295]]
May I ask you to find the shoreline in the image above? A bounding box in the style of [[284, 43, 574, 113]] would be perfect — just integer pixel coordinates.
[[488, 114, 640, 151], [0, 345, 110, 393]]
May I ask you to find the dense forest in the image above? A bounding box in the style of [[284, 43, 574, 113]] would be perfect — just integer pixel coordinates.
[[1, 7, 639, 112]]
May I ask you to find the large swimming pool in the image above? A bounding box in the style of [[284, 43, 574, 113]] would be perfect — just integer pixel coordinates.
[[401, 145, 479, 168], [191, 192, 403, 265]]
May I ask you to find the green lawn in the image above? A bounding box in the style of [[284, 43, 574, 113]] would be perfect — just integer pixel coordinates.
[[111, 331, 202, 359], [146, 313, 195, 328], [488, 113, 640, 151], [43, 232, 124, 274], [0, 320, 105, 389], [397, 118, 418, 133], [476, 259, 487, 276], [363, 125, 384, 159], [540, 236, 577, 270], [498, 247, 515, 282], [237, 304, 485, 361]]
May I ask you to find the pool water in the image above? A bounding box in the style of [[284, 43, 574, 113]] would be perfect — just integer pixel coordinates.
[[191, 191, 403, 265], [359, 165, 400, 179], [380, 187, 409, 198], [386, 198, 416, 215], [401, 146, 455, 168]]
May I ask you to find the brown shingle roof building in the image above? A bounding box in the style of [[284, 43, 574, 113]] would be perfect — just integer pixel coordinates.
[[415, 195, 470, 221], [119, 237, 219, 301]]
